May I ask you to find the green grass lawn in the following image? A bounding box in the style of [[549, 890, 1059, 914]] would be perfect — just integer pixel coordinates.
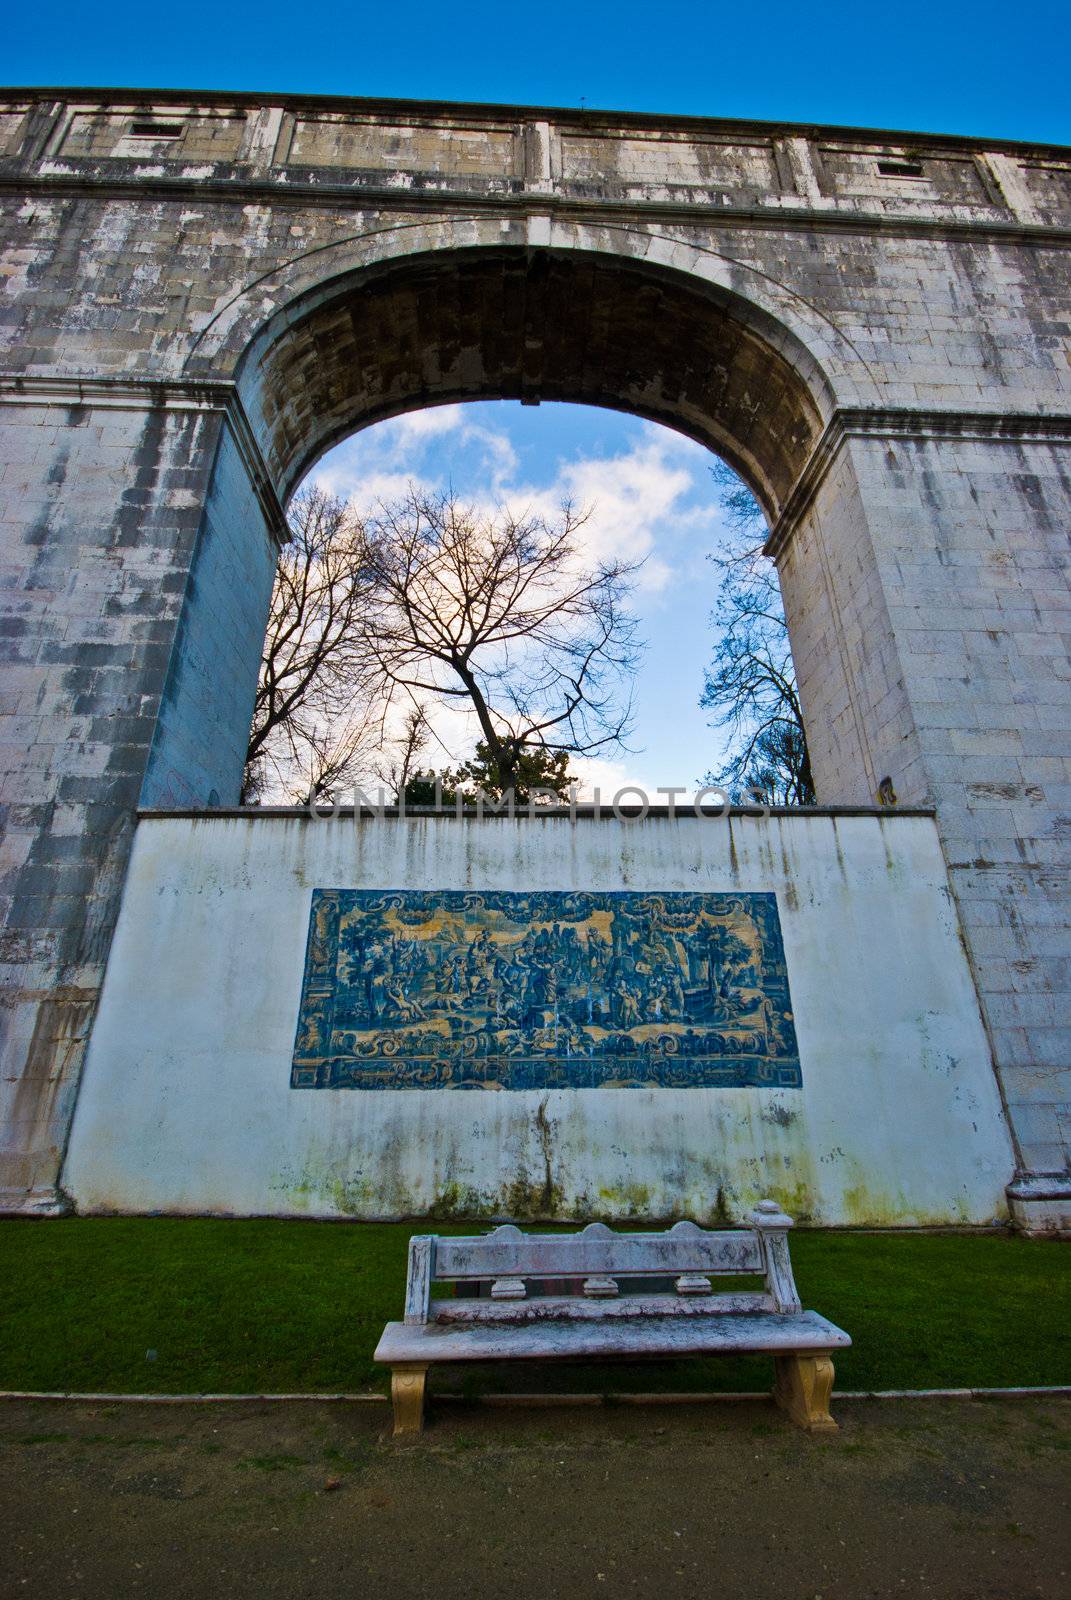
[[1, 1219, 1068, 1396]]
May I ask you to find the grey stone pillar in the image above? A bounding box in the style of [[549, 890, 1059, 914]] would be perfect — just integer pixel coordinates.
[[772, 411, 1071, 1231], [0, 384, 280, 1212]]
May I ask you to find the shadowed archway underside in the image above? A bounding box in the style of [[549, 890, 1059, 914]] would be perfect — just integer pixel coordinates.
[[242, 248, 827, 516]]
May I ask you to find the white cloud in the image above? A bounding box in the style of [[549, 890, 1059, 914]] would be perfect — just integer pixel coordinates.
[[310, 403, 520, 505], [387, 404, 467, 443], [516, 436, 714, 594], [567, 753, 659, 801], [457, 418, 518, 487], [311, 464, 425, 507]]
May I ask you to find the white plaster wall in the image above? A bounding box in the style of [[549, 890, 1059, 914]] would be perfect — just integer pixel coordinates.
[[62, 812, 1014, 1225]]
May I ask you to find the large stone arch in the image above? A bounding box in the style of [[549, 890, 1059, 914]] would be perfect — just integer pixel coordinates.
[[140, 230, 861, 830], [146, 229, 893, 833], [233, 238, 837, 518], [184, 213, 871, 420]]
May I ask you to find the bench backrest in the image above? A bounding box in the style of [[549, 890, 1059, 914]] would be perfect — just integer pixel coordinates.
[[402, 1200, 802, 1324]]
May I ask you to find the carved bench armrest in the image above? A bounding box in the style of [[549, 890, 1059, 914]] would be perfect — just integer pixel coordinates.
[[404, 1235, 436, 1325], [748, 1200, 802, 1314]]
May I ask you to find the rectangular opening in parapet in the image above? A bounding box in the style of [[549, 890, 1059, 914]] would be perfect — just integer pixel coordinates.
[[128, 120, 185, 139], [876, 158, 925, 178]]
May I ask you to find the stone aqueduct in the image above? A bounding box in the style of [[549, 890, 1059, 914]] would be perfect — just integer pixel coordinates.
[[0, 89, 1069, 1226]]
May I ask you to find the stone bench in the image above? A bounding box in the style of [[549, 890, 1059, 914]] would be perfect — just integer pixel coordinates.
[[374, 1200, 851, 1435]]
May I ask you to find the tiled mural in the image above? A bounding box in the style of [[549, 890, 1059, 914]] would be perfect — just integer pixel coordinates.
[[291, 890, 801, 1091]]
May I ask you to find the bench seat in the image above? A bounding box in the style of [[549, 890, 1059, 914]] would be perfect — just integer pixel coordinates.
[[376, 1307, 850, 1365], [375, 1205, 851, 1436]]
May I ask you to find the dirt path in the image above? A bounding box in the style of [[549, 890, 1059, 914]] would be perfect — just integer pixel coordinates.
[[1, 1394, 1068, 1599]]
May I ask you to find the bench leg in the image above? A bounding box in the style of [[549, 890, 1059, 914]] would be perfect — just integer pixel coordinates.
[[773, 1353, 837, 1433], [390, 1364, 429, 1437]]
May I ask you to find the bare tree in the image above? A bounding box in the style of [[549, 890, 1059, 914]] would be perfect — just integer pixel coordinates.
[[700, 462, 815, 806], [242, 487, 381, 804], [357, 488, 642, 797], [374, 702, 432, 805]]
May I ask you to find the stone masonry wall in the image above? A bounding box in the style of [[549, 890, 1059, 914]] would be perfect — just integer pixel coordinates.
[[776, 447, 914, 808], [62, 811, 1013, 1226], [141, 428, 278, 809], [0, 88, 1068, 1221], [0, 398, 227, 1200], [845, 432, 1071, 1180], [774, 427, 1071, 1189]]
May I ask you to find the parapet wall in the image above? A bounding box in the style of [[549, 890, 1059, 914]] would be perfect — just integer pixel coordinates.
[[62, 809, 1014, 1226], [2, 87, 1067, 225]]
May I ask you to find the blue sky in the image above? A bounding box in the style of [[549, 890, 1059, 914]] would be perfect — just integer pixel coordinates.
[[6, 1, 1070, 145]]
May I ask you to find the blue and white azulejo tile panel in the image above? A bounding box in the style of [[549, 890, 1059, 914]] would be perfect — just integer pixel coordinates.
[[291, 889, 801, 1091]]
